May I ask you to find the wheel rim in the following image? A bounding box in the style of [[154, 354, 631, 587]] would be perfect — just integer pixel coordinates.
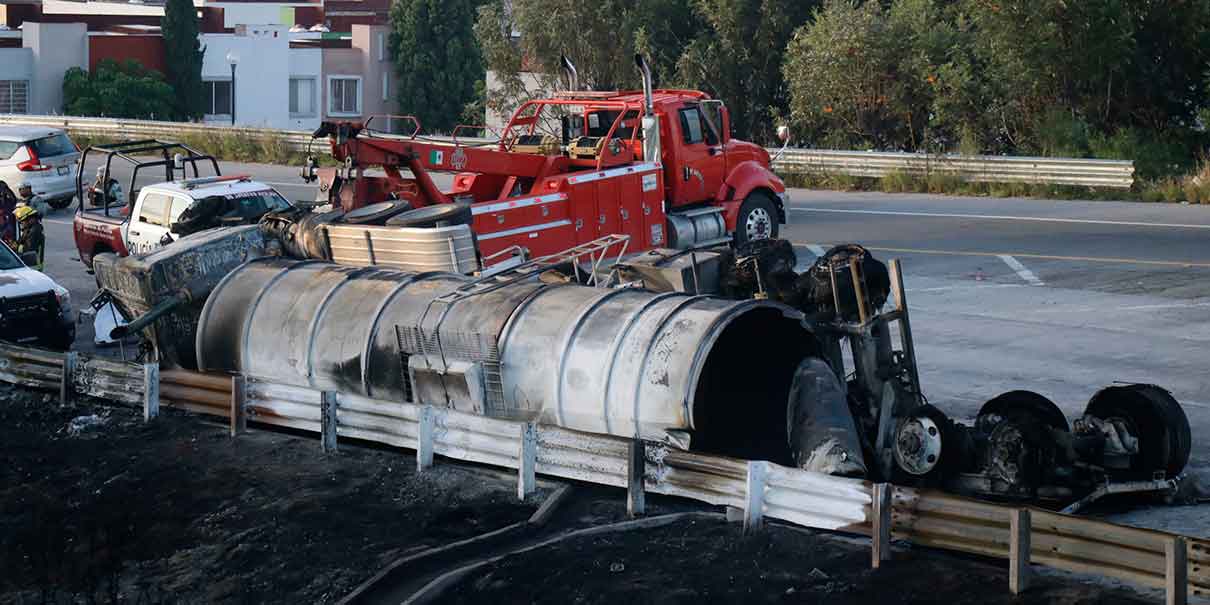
[[894, 415, 943, 475], [745, 207, 772, 240]]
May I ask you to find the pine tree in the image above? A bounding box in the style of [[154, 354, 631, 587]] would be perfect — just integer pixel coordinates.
[[390, 0, 483, 133], [162, 0, 205, 121]]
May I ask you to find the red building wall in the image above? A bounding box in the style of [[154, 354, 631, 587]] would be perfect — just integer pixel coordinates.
[[89, 35, 166, 75]]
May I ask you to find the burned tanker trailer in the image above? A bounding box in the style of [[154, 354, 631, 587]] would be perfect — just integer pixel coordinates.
[[191, 256, 843, 467], [95, 224, 1191, 510]]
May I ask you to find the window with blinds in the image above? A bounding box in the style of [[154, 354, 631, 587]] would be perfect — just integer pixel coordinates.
[[0, 81, 29, 114]]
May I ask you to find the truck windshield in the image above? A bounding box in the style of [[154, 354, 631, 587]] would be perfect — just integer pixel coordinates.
[[0, 244, 24, 270]]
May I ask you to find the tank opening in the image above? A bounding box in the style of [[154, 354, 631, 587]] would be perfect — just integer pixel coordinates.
[[690, 308, 818, 465]]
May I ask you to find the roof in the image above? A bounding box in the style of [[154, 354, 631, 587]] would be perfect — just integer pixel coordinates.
[[146, 177, 278, 199], [0, 126, 63, 142]]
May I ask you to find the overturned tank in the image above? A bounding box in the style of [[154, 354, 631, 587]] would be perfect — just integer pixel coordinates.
[[195, 258, 823, 465]]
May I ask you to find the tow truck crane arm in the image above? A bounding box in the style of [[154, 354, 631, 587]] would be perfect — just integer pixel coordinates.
[[320, 121, 569, 209]]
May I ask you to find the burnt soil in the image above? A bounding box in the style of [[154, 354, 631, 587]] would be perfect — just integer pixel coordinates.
[[0, 385, 538, 605], [443, 518, 1157, 605]]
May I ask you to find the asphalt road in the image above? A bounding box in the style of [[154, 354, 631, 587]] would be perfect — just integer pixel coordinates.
[[37, 162, 1210, 532]]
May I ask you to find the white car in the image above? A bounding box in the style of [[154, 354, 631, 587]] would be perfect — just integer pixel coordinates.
[[0, 241, 74, 349], [0, 126, 81, 210]]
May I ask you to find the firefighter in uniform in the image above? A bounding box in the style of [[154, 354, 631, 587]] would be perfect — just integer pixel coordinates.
[[14, 205, 45, 270]]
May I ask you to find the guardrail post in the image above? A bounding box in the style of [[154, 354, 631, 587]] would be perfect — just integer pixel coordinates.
[[230, 375, 247, 437], [627, 437, 646, 518], [60, 351, 77, 405], [321, 391, 338, 453], [743, 461, 766, 533], [872, 483, 892, 568], [142, 363, 159, 421], [1167, 536, 1188, 605], [417, 405, 435, 471], [517, 421, 536, 500], [1010, 509, 1031, 594]]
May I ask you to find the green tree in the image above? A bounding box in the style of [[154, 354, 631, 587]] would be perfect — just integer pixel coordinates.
[[63, 60, 177, 119], [391, 0, 483, 133], [678, 0, 817, 142], [162, 0, 205, 120], [783, 0, 958, 151], [474, 0, 700, 121]]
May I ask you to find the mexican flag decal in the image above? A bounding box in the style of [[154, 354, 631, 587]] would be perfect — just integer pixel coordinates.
[[429, 150, 444, 165]]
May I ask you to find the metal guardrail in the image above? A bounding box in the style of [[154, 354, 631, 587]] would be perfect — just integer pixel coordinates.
[[0, 341, 1198, 602], [773, 149, 1136, 189], [0, 114, 1135, 188]]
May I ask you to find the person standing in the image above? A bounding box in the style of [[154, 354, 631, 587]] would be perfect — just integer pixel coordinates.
[[0, 182, 17, 246], [14, 205, 44, 270]]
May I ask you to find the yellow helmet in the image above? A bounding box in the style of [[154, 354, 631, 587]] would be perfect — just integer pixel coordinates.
[[13, 205, 37, 221]]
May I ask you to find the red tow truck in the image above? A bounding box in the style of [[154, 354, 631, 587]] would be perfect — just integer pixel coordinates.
[[309, 55, 787, 261]]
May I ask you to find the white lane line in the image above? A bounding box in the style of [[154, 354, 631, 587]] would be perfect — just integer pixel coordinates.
[[997, 254, 1045, 286], [1180, 400, 1210, 409], [789, 207, 1210, 230], [805, 244, 827, 256], [45, 218, 72, 226]]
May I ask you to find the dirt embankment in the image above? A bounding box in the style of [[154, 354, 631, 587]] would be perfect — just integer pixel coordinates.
[[442, 517, 1158, 605], [0, 386, 536, 604]]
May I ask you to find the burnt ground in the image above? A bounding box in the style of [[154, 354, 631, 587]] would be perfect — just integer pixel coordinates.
[[0, 385, 539, 605], [442, 518, 1158, 605]]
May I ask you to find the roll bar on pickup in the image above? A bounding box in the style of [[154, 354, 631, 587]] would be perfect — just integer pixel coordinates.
[[76, 140, 222, 217]]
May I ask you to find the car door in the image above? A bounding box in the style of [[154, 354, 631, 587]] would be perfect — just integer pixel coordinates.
[[126, 192, 172, 254], [671, 104, 727, 205]]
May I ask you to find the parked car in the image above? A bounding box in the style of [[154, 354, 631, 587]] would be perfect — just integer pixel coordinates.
[[0, 240, 74, 349], [0, 127, 80, 210]]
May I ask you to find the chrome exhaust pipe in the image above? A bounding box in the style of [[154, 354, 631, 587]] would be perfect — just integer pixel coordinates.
[[560, 54, 579, 91], [635, 54, 654, 113], [634, 55, 660, 163]]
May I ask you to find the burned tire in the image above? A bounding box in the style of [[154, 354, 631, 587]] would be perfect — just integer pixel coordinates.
[[977, 390, 1069, 433], [386, 202, 473, 228], [733, 192, 779, 247], [342, 200, 412, 225], [1085, 384, 1191, 478], [890, 404, 963, 487]]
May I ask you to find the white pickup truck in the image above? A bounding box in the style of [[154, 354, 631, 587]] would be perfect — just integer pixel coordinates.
[[74, 175, 294, 268]]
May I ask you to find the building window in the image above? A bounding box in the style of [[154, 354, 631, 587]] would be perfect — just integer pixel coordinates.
[[0, 80, 29, 114], [328, 76, 361, 116], [289, 77, 316, 117], [377, 32, 386, 61], [382, 72, 389, 101], [204, 79, 233, 117]]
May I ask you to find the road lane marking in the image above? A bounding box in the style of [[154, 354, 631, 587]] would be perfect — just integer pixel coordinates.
[[997, 254, 1045, 286], [792, 243, 1210, 269], [789, 206, 1210, 230]]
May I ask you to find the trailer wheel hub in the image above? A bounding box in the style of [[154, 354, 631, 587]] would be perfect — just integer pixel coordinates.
[[894, 416, 942, 476]]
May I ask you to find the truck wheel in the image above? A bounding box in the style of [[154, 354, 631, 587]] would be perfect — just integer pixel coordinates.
[[734, 192, 779, 246], [342, 201, 412, 225], [1085, 384, 1191, 478], [386, 203, 473, 228], [49, 197, 73, 210], [890, 404, 963, 487]]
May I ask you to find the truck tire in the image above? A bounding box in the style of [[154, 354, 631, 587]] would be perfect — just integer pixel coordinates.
[[342, 200, 412, 225], [49, 196, 74, 210], [1085, 384, 1191, 478], [734, 192, 779, 246], [386, 203, 473, 228]]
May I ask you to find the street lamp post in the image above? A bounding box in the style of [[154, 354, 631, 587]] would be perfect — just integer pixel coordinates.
[[225, 51, 239, 126]]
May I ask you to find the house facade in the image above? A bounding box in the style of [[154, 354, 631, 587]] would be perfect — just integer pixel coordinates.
[[0, 0, 398, 130]]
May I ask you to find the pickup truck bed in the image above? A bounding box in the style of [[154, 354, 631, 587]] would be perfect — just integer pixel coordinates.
[[73, 205, 129, 270]]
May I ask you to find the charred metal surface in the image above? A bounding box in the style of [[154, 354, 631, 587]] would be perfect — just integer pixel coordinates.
[[93, 225, 270, 368]]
